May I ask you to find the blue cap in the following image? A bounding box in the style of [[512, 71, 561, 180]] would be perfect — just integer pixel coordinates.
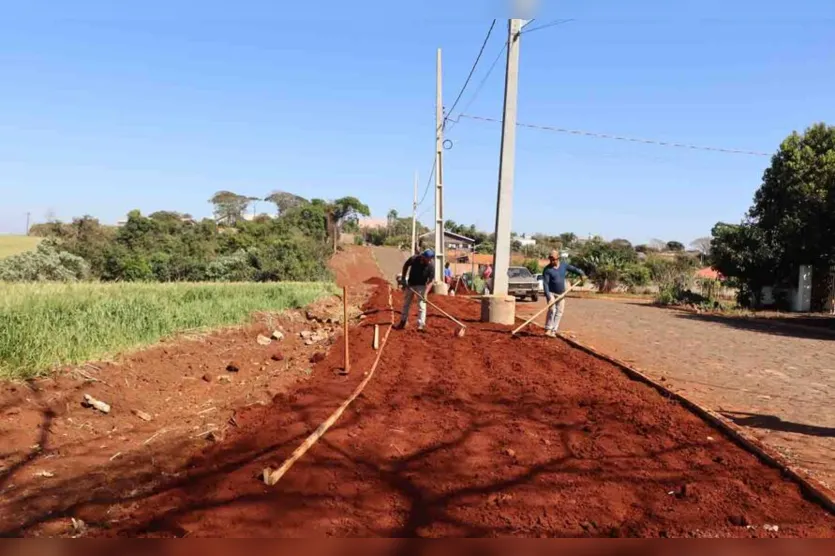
[[422, 249, 435, 258]]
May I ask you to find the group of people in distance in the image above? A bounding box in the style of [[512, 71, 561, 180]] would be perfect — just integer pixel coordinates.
[[396, 248, 584, 336]]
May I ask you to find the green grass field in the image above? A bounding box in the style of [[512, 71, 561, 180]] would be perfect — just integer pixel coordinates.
[[0, 281, 338, 380], [0, 235, 42, 260]]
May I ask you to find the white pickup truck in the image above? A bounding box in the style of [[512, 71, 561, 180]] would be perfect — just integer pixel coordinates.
[[487, 266, 540, 302]]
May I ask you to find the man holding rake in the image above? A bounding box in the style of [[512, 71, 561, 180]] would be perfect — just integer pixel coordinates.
[[542, 250, 585, 337], [396, 249, 436, 331]]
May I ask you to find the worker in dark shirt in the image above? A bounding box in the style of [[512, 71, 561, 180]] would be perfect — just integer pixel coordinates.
[[542, 250, 585, 337], [396, 249, 436, 330]]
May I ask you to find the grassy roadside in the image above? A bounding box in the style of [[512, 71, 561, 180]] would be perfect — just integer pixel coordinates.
[[0, 235, 42, 260], [0, 281, 338, 380]]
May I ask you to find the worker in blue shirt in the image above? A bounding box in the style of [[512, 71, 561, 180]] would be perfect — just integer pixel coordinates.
[[542, 250, 585, 337]]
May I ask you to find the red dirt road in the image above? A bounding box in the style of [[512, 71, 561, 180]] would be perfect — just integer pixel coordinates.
[[3, 247, 834, 537]]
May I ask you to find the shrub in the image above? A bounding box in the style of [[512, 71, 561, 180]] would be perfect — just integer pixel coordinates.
[[622, 263, 651, 289], [205, 251, 257, 282], [353, 235, 365, 246], [0, 241, 90, 282], [523, 259, 541, 275]]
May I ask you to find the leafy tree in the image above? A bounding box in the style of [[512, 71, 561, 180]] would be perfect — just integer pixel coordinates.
[[209, 191, 250, 225], [666, 241, 685, 252], [559, 232, 578, 248], [710, 222, 777, 305], [476, 242, 495, 255], [750, 122, 835, 275], [645, 254, 699, 303], [709, 123, 835, 308], [573, 239, 638, 292], [610, 238, 633, 250], [326, 197, 371, 250], [265, 191, 307, 215]]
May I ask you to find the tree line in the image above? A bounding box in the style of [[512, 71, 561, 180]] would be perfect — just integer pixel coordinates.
[[1, 191, 370, 283]]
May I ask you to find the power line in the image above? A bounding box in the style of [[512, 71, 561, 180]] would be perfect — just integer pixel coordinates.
[[445, 41, 507, 133], [458, 114, 771, 157], [442, 19, 497, 130], [446, 19, 575, 133], [417, 159, 437, 207], [520, 18, 576, 35]]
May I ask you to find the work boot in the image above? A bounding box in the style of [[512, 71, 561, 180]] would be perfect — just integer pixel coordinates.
[[417, 323, 426, 332], [545, 330, 557, 338], [394, 321, 407, 330]]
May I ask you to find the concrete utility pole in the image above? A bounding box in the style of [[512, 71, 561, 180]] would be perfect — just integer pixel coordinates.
[[26, 212, 31, 235], [484, 18, 524, 324], [433, 47, 448, 294], [411, 171, 418, 255]]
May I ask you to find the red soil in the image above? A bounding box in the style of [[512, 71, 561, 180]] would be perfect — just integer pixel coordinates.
[[2, 247, 833, 537]]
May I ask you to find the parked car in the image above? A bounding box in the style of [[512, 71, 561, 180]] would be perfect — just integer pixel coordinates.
[[487, 266, 540, 302]]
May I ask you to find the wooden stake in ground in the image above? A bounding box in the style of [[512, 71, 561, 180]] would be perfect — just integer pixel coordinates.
[[373, 324, 380, 350], [341, 285, 350, 375], [263, 285, 394, 487], [511, 281, 577, 336]]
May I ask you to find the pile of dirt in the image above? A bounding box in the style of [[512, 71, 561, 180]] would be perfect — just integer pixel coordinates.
[[34, 282, 829, 538]]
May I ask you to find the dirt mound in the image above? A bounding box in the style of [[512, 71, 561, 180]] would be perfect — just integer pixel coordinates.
[[364, 277, 390, 287], [55, 286, 833, 537]]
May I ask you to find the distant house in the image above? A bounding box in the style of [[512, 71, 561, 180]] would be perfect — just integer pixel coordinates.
[[419, 230, 475, 253], [695, 267, 722, 280], [516, 233, 536, 248]]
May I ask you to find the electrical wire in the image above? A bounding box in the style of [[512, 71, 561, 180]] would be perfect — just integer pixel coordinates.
[[441, 19, 498, 130], [446, 19, 575, 133], [416, 159, 437, 207], [520, 18, 576, 35], [458, 114, 771, 156], [445, 41, 508, 133]]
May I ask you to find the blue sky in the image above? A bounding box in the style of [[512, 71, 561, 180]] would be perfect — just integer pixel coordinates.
[[1, 0, 833, 245]]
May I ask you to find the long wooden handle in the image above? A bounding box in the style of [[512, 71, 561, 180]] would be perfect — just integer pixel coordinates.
[[410, 287, 467, 329], [343, 286, 350, 374], [511, 282, 577, 335]]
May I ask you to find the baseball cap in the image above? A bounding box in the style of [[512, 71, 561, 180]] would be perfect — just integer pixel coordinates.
[[422, 249, 435, 258]]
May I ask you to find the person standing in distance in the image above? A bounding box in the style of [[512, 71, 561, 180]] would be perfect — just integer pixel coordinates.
[[542, 250, 585, 337], [396, 249, 436, 331]]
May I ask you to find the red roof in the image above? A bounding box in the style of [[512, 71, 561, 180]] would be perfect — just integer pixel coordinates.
[[695, 267, 721, 280]]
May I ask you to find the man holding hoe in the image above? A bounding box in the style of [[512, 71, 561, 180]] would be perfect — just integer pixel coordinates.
[[396, 249, 435, 331], [542, 250, 585, 337]]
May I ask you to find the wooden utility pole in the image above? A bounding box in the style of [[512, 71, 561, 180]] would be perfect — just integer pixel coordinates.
[[433, 48, 447, 294], [341, 286, 350, 375], [25, 212, 31, 236], [491, 19, 524, 299], [411, 171, 418, 255]]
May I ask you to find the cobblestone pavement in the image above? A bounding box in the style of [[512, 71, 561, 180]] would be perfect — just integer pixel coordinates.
[[518, 296, 835, 489]]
